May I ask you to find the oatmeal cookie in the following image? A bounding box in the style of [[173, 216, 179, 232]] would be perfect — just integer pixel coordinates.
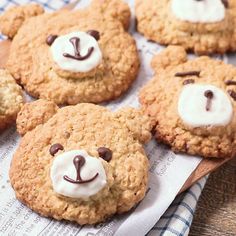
[[0, 69, 24, 131], [140, 46, 236, 158], [1, 0, 139, 105], [11, 102, 152, 224], [135, 0, 236, 55]]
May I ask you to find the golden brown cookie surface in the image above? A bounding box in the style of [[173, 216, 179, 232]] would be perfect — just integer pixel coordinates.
[[135, 0, 236, 55], [140, 46, 236, 158], [0, 69, 24, 131], [16, 99, 58, 136], [0, 3, 44, 39], [10, 102, 152, 224], [2, 1, 139, 105]]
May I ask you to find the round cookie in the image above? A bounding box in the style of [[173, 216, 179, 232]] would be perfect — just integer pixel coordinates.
[[0, 69, 24, 131], [139, 46, 236, 159], [11, 102, 152, 224], [135, 0, 236, 55], [1, 0, 139, 105]]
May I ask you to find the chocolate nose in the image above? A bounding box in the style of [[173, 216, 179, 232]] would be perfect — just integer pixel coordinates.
[[204, 90, 214, 111], [63, 37, 94, 61]]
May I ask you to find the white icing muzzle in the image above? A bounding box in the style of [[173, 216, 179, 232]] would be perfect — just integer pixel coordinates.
[[50, 150, 107, 199], [50, 31, 102, 73], [178, 84, 233, 127], [171, 0, 226, 23]]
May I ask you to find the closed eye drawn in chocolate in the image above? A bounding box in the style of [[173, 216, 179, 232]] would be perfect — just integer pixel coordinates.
[[225, 80, 236, 86], [175, 71, 200, 77]]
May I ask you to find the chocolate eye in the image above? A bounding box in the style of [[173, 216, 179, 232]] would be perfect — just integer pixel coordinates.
[[225, 80, 236, 86], [228, 90, 236, 101], [97, 147, 112, 162], [46, 34, 58, 46], [221, 0, 229, 8], [225, 80, 236, 101], [49, 143, 64, 156], [183, 79, 195, 85], [87, 30, 100, 41]]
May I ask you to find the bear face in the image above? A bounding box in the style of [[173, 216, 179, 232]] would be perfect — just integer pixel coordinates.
[[139, 46, 236, 159], [135, 0, 236, 54], [11, 102, 152, 224], [0, 0, 139, 105]]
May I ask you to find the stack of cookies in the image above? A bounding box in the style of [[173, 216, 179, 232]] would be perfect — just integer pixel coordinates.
[[0, 0, 235, 225]]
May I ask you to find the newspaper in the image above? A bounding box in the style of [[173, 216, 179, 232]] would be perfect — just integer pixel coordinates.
[[0, 0, 204, 235]]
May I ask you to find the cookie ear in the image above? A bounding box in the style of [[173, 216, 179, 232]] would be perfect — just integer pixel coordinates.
[[115, 107, 153, 144], [151, 46, 187, 73], [0, 4, 44, 39], [16, 99, 58, 136], [90, 0, 131, 30]]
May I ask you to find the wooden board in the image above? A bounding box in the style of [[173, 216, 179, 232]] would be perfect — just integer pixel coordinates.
[[189, 158, 236, 235], [0, 40, 230, 193]]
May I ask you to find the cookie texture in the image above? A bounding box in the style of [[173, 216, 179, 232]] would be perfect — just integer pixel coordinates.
[[0, 69, 24, 131], [139, 46, 236, 158], [135, 0, 236, 55], [0, 4, 44, 39], [1, 0, 139, 105], [16, 99, 58, 136], [10, 102, 152, 224]]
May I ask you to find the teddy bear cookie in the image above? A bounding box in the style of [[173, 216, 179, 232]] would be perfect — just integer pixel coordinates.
[[0, 0, 139, 105], [0, 69, 24, 132], [11, 102, 152, 224], [139, 46, 236, 159], [135, 0, 236, 55]]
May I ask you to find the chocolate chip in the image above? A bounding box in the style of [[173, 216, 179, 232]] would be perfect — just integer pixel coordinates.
[[46, 34, 58, 46], [175, 71, 200, 77], [228, 90, 236, 101], [49, 143, 64, 156], [87, 30, 100, 41], [64, 131, 70, 138], [225, 80, 236, 86], [97, 147, 112, 162], [183, 79, 195, 85]]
